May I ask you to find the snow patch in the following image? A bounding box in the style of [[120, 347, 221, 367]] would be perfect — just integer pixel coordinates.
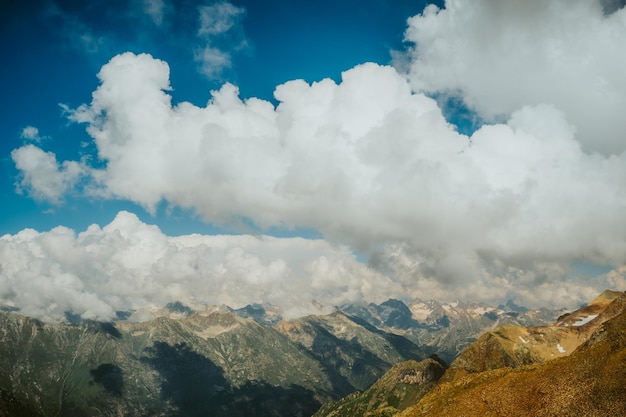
[[519, 335, 528, 344], [411, 307, 434, 322], [557, 343, 566, 353], [470, 307, 494, 316], [572, 314, 598, 327]]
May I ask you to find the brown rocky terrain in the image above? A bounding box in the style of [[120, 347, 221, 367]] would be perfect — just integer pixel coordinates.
[[399, 290, 626, 417]]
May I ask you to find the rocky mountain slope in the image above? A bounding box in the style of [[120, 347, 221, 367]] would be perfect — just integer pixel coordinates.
[[318, 290, 626, 417], [276, 309, 426, 393], [344, 298, 562, 363], [0, 306, 424, 417], [400, 291, 626, 417], [441, 289, 624, 382]]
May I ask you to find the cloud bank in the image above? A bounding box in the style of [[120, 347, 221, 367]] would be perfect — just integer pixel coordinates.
[[8, 1, 626, 320], [0, 211, 393, 322]]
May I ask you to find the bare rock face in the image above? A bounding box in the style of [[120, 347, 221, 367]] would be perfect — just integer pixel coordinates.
[[396, 358, 445, 385]]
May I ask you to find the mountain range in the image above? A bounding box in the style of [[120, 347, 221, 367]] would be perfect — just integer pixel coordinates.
[[0, 293, 600, 417]]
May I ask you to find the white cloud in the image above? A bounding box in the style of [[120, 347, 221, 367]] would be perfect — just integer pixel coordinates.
[[14, 0, 626, 315], [194, 1, 247, 79], [11, 145, 86, 204], [0, 211, 393, 322], [194, 46, 232, 79], [20, 126, 41, 143], [198, 1, 244, 36], [143, 0, 166, 25], [28, 51, 624, 311], [403, 0, 626, 155], [1, 211, 622, 323]]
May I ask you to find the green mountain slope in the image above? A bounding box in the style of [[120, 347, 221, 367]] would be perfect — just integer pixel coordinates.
[[0, 311, 327, 416], [0, 308, 425, 417], [312, 356, 446, 417]]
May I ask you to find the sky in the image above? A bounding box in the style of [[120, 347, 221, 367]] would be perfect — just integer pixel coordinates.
[[1, 0, 626, 322]]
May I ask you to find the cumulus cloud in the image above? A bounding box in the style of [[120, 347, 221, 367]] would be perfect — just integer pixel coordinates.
[[21, 50, 619, 311], [0, 211, 394, 322], [11, 145, 87, 203], [11, 0, 626, 314], [403, 0, 626, 155], [20, 126, 42, 143]]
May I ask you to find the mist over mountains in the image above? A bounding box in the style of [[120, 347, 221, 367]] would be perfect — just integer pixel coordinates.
[[1, 210, 621, 326]]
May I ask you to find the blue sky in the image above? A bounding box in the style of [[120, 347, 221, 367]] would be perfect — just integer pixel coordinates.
[[1, 0, 626, 321]]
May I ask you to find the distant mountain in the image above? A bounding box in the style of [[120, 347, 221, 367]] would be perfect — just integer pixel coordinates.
[[276, 309, 426, 393], [344, 297, 562, 363], [343, 299, 420, 330], [400, 290, 626, 417], [231, 303, 283, 325]]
